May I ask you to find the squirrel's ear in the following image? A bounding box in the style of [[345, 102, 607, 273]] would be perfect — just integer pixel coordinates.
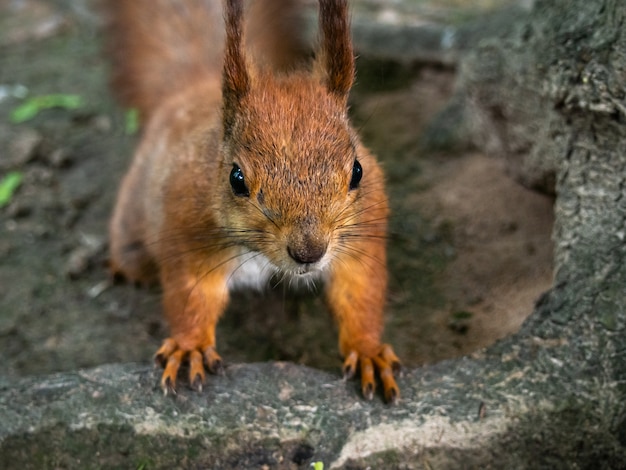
[[317, 0, 355, 99], [222, 0, 249, 135]]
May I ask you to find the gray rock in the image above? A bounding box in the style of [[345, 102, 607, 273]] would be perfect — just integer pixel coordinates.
[[6, 128, 42, 168], [1, 278, 625, 470]]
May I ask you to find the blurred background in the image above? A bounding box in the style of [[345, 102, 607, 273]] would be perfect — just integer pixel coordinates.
[[0, 0, 552, 379]]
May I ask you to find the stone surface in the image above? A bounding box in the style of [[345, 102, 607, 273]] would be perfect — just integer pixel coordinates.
[[1, 281, 625, 469]]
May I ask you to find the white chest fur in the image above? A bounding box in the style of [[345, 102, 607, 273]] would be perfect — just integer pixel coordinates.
[[226, 248, 327, 292], [226, 250, 277, 291]]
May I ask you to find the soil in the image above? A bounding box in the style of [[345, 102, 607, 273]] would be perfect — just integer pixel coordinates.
[[0, 0, 553, 380]]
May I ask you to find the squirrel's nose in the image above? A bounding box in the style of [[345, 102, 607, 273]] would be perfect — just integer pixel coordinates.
[[287, 242, 327, 265]]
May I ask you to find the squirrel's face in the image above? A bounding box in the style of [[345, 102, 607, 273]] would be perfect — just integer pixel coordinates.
[[217, 75, 378, 278]]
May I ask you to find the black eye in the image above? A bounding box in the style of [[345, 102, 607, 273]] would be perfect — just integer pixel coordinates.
[[230, 164, 249, 197], [349, 159, 362, 190]]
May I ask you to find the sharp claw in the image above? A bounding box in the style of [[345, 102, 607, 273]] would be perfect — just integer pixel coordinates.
[[155, 338, 178, 364], [210, 359, 224, 376], [162, 376, 177, 396], [386, 387, 399, 405], [154, 353, 166, 368], [343, 363, 355, 380], [343, 346, 402, 403], [343, 350, 358, 381], [203, 346, 224, 377], [191, 374, 204, 392]]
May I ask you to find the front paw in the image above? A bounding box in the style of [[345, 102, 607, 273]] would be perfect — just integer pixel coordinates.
[[154, 338, 224, 394], [343, 343, 401, 404]]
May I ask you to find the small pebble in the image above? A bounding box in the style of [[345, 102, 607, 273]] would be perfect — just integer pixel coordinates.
[[8, 128, 42, 167], [46, 148, 73, 168], [64, 234, 107, 279], [64, 246, 91, 279], [6, 200, 32, 218], [91, 115, 112, 134]]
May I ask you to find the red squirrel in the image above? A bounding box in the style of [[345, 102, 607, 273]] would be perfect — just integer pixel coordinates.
[[106, 0, 401, 403]]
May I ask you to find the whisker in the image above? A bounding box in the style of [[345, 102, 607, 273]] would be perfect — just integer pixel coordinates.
[[181, 246, 277, 315], [332, 197, 388, 228]]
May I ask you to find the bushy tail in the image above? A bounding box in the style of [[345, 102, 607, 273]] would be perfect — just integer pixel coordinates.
[[105, 0, 311, 122]]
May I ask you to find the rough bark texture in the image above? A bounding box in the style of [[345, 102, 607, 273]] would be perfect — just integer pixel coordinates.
[[1, 0, 625, 468], [454, 0, 626, 195]]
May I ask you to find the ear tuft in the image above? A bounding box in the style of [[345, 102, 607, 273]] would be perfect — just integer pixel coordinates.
[[223, 0, 249, 134], [318, 0, 354, 98]]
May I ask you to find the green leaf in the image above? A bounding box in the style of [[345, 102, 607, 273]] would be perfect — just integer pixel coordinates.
[[0, 171, 23, 208], [10, 94, 83, 123], [125, 108, 140, 135], [10, 101, 40, 123], [311, 462, 325, 470]]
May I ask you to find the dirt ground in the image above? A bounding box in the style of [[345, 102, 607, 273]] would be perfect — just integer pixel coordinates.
[[0, 0, 553, 380]]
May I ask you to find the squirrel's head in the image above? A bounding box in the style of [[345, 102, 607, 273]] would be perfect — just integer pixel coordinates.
[[216, 0, 383, 278]]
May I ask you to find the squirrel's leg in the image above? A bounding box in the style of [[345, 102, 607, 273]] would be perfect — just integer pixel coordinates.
[[154, 259, 229, 394], [108, 164, 158, 285], [325, 245, 401, 404]]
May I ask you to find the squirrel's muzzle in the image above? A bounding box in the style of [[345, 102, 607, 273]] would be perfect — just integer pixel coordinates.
[[286, 218, 328, 265], [287, 240, 327, 265]]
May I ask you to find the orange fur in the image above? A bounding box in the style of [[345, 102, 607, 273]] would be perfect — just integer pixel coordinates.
[[107, 0, 400, 403]]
